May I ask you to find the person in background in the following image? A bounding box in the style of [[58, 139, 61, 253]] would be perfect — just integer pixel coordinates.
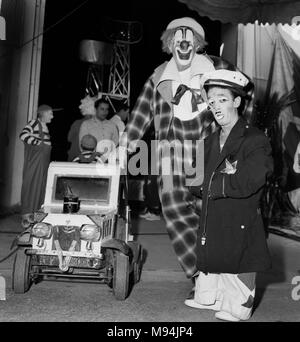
[[139, 123, 162, 221], [110, 102, 129, 138], [79, 98, 119, 158], [67, 94, 96, 161], [185, 69, 273, 321], [19, 104, 59, 223], [139, 174, 162, 221]]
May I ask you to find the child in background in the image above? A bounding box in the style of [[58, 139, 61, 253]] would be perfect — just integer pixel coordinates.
[[73, 134, 103, 163]]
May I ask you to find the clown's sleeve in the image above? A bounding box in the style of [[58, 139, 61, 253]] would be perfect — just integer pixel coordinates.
[[120, 77, 154, 153], [209, 133, 273, 200]]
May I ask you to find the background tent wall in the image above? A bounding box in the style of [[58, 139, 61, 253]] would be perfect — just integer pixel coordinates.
[[237, 23, 275, 102], [0, 0, 46, 208], [219, 22, 275, 106]]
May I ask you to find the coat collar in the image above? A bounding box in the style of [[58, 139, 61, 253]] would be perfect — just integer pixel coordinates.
[[220, 117, 247, 156], [205, 117, 249, 173]]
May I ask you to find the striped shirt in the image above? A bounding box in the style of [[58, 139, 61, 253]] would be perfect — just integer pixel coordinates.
[[19, 119, 51, 146]]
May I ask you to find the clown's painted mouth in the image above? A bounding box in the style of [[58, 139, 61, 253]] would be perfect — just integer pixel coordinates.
[[177, 50, 192, 60]]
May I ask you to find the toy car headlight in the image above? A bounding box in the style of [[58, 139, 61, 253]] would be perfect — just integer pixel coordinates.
[[80, 225, 100, 242], [32, 222, 52, 238]]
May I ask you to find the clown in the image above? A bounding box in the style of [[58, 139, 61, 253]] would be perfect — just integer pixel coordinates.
[[123, 17, 218, 282]]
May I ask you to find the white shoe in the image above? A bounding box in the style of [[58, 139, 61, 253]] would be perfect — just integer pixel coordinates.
[[184, 299, 221, 311], [139, 211, 150, 218], [215, 311, 240, 322], [145, 213, 161, 221], [140, 211, 161, 221]]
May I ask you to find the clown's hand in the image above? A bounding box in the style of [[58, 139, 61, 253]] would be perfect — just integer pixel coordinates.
[[187, 176, 204, 199], [293, 160, 300, 174]]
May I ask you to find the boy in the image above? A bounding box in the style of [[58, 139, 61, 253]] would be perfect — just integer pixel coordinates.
[[73, 134, 103, 163]]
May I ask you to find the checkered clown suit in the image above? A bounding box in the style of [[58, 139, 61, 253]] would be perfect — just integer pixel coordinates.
[[123, 55, 216, 278]]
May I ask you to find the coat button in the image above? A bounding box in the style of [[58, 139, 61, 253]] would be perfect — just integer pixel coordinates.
[[241, 225, 245, 229]]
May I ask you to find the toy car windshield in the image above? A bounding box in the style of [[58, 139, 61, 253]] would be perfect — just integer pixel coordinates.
[[53, 175, 111, 205]]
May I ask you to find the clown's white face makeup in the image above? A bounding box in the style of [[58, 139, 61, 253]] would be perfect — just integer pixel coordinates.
[[207, 87, 240, 131], [171, 27, 196, 71]]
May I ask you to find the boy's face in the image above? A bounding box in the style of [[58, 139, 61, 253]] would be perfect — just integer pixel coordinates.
[[207, 87, 240, 128], [96, 103, 109, 121]]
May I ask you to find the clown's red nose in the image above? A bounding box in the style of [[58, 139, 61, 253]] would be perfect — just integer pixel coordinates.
[[180, 41, 189, 51]]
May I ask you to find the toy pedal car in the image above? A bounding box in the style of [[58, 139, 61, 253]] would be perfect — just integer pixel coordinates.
[[12, 161, 142, 300]]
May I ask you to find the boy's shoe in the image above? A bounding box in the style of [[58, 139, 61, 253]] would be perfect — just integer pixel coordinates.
[[186, 288, 195, 300], [215, 311, 241, 322], [184, 299, 221, 311]]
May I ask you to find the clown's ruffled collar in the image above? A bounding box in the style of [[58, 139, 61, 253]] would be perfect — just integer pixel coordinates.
[[154, 53, 215, 87]]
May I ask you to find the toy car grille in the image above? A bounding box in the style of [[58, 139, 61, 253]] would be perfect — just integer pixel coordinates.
[[52, 226, 81, 251]]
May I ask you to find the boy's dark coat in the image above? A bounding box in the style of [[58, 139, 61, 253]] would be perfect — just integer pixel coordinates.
[[196, 118, 273, 274]]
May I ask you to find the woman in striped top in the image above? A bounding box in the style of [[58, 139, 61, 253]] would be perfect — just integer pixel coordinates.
[[19, 105, 54, 220]]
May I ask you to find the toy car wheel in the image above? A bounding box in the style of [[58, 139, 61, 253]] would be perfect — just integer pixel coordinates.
[[128, 241, 142, 283], [104, 248, 115, 288], [113, 251, 129, 300], [12, 248, 32, 294], [133, 261, 141, 284]]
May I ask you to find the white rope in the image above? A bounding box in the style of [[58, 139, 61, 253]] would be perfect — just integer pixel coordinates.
[[54, 239, 77, 272]]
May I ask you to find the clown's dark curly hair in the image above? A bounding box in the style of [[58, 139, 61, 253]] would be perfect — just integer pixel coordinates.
[[161, 28, 207, 54]]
